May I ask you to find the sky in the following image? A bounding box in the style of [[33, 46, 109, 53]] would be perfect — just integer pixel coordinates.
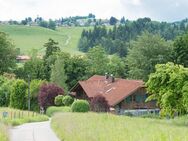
[[0, 0, 188, 22]]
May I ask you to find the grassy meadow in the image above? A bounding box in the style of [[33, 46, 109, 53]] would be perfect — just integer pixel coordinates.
[[0, 25, 91, 55], [51, 113, 188, 141]]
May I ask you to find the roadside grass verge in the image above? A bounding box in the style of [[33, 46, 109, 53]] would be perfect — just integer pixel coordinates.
[[46, 106, 71, 117], [51, 112, 188, 141], [0, 107, 48, 126], [0, 107, 49, 141], [0, 122, 8, 141]]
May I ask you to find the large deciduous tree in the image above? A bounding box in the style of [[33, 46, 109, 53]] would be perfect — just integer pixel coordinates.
[[0, 32, 16, 74], [172, 33, 188, 67], [29, 79, 46, 111], [50, 55, 68, 92], [126, 32, 172, 81], [86, 46, 109, 76], [10, 79, 28, 109], [146, 63, 188, 117], [43, 39, 60, 80], [38, 83, 64, 110]]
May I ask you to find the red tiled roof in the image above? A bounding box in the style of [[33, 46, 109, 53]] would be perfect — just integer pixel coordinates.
[[75, 75, 144, 106]]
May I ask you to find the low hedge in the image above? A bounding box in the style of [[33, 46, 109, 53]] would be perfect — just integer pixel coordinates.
[[62, 95, 74, 106], [71, 100, 90, 112], [54, 95, 64, 106]]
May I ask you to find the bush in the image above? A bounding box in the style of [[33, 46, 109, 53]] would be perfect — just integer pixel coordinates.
[[10, 79, 28, 109], [62, 95, 74, 106], [0, 79, 14, 107], [29, 79, 46, 112], [90, 95, 109, 112], [38, 83, 64, 110], [46, 106, 71, 116], [54, 95, 64, 106], [71, 100, 90, 112]]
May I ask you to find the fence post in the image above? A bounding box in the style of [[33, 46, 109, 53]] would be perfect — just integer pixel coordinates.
[[14, 111, 16, 119], [18, 111, 20, 118]]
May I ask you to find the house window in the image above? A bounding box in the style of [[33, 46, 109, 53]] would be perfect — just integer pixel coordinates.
[[135, 95, 142, 103], [125, 96, 131, 103], [132, 95, 136, 102]]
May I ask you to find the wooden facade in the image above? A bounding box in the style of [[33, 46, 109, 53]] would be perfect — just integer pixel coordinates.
[[114, 87, 156, 113], [71, 84, 157, 113]]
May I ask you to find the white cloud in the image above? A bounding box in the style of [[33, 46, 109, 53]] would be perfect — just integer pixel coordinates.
[[0, 0, 187, 21]]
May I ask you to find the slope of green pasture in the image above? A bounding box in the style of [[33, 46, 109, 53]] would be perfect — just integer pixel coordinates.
[[0, 25, 88, 55], [57, 26, 92, 55]]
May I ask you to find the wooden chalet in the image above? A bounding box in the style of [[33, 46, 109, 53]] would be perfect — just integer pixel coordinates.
[[70, 75, 158, 114]]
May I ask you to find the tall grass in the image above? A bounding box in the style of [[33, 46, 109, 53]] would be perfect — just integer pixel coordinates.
[[51, 113, 188, 141], [46, 106, 71, 117], [0, 122, 8, 141]]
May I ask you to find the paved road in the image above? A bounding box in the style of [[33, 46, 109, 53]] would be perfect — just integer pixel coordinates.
[[10, 120, 60, 141]]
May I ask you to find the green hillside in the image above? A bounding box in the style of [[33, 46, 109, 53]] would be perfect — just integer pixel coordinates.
[[0, 25, 89, 55]]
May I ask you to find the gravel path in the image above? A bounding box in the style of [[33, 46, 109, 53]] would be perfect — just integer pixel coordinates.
[[10, 120, 60, 141]]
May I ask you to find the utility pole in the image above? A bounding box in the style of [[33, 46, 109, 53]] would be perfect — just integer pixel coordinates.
[[28, 74, 31, 111]]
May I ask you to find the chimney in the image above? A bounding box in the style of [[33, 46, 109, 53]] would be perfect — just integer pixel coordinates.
[[105, 72, 109, 79], [110, 74, 115, 83]]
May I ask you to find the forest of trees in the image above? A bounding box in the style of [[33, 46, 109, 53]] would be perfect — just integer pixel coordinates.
[[78, 17, 188, 57]]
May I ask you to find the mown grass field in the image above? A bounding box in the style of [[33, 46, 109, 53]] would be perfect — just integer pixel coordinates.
[[51, 113, 188, 141], [0, 25, 91, 55], [0, 107, 49, 141]]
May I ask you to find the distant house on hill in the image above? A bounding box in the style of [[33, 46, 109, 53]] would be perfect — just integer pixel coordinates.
[[16, 55, 31, 63], [16, 55, 43, 63], [70, 75, 158, 115]]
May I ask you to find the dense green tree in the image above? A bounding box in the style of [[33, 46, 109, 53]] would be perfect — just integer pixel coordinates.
[[78, 18, 187, 56], [86, 46, 109, 76], [10, 79, 28, 109], [0, 32, 16, 74], [109, 16, 118, 25], [126, 32, 172, 81], [43, 39, 60, 80], [48, 19, 56, 30], [29, 79, 46, 111], [23, 58, 45, 80], [78, 37, 89, 52], [50, 55, 68, 92], [108, 55, 127, 78], [39, 21, 48, 28], [44, 39, 60, 60], [64, 54, 89, 89], [120, 17, 126, 24], [146, 63, 188, 117], [0, 76, 15, 106], [172, 33, 188, 67], [49, 52, 89, 89]]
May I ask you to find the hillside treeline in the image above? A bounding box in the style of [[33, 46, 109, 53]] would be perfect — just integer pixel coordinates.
[[78, 18, 188, 57]]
